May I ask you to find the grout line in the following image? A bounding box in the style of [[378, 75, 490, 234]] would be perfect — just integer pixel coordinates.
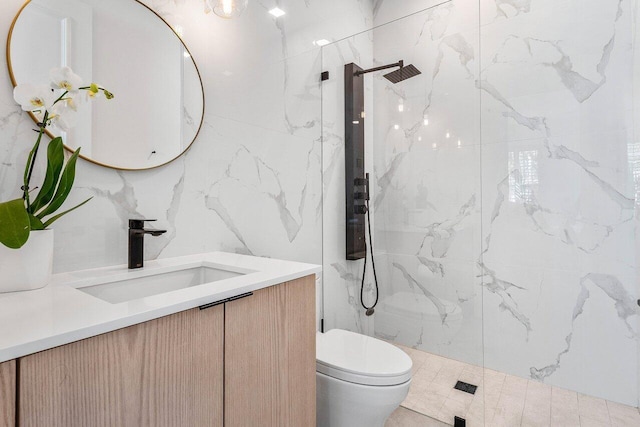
[[550, 386, 556, 425], [519, 380, 532, 427], [487, 371, 506, 425], [604, 399, 623, 426], [542, 380, 552, 426]]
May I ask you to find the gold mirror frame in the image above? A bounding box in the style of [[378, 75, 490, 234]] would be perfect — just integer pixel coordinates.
[[6, 0, 206, 171]]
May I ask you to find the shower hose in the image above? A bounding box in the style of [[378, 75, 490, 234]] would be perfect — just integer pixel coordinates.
[[360, 198, 380, 316]]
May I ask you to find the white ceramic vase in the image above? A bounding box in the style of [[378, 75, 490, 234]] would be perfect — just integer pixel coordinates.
[[0, 229, 54, 293]]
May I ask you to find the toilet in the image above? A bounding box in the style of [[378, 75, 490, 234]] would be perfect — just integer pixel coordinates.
[[316, 329, 412, 427]]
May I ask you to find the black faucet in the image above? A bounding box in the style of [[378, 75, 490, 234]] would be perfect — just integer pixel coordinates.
[[128, 219, 167, 269]]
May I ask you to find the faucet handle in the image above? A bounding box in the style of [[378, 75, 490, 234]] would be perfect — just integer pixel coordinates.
[[129, 219, 157, 229]]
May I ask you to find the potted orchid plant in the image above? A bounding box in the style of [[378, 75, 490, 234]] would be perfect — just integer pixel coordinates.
[[0, 67, 113, 292]]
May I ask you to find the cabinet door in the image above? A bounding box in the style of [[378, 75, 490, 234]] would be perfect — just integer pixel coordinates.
[[225, 275, 316, 427], [19, 306, 224, 427], [0, 360, 15, 427]]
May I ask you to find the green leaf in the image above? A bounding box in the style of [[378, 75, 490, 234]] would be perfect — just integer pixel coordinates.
[[42, 197, 92, 228], [30, 137, 64, 214], [28, 214, 45, 231], [0, 199, 30, 249], [37, 148, 81, 219]]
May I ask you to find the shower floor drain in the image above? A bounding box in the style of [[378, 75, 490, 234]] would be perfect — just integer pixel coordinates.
[[454, 381, 478, 395]]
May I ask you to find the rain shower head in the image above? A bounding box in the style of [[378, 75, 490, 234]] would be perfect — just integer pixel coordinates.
[[383, 64, 421, 84], [354, 60, 422, 84]]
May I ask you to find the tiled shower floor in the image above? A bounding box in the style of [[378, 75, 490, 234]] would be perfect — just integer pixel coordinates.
[[392, 343, 640, 427]]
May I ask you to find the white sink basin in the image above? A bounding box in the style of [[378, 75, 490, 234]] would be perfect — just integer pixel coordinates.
[[78, 265, 247, 304]]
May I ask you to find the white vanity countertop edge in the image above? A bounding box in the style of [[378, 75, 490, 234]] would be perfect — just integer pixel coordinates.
[[0, 252, 321, 363]]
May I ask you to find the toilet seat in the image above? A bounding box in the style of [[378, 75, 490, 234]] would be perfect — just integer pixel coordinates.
[[316, 329, 412, 386]]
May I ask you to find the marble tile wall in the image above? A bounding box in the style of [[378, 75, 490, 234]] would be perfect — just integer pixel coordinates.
[[0, 0, 375, 334], [369, 0, 484, 370], [0, 0, 373, 273], [480, 0, 638, 407], [359, 0, 639, 408], [321, 21, 375, 336]]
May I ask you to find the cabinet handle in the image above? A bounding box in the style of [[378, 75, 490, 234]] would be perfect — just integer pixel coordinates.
[[227, 292, 253, 303], [199, 299, 226, 310], [199, 292, 253, 310]]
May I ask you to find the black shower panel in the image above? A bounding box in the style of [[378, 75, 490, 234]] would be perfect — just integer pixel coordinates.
[[344, 62, 367, 260]]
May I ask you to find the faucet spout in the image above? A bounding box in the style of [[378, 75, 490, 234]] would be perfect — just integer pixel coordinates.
[[131, 228, 167, 237], [128, 219, 167, 269]]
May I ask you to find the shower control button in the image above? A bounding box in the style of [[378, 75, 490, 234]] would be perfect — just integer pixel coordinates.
[[354, 205, 368, 215]]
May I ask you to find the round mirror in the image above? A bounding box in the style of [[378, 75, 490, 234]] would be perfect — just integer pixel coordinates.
[[7, 0, 205, 170]]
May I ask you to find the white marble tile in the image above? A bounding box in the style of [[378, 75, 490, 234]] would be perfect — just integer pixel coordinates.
[[578, 394, 612, 425], [607, 401, 640, 427], [478, 0, 638, 404], [522, 380, 552, 427], [551, 386, 581, 427], [403, 379, 448, 421], [386, 406, 450, 427], [492, 394, 526, 427], [1, 0, 373, 277], [398, 346, 640, 427], [438, 396, 471, 423], [579, 416, 612, 427]]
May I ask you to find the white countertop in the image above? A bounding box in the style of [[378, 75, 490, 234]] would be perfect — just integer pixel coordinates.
[[0, 252, 321, 363]]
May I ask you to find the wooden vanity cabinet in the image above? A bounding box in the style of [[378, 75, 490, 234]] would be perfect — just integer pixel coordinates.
[[225, 275, 316, 427], [0, 360, 15, 427], [18, 305, 225, 427], [14, 275, 315, 427]]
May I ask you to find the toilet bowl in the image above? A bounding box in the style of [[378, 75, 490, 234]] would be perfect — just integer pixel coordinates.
[[316, 329, 412, 427]]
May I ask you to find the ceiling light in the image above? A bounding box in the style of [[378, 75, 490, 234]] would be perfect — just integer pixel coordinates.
[[398, 103, 404, 113], [268, 7, 286, 17], [210, 0, 248, 19], [314, 39, 330, 47], [394, 124, 400, 130]]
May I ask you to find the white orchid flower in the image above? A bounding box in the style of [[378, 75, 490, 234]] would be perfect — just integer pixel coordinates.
[[63, 93, 83, 111], [47, 102, 77, 132], [13, 84, 55, 112], [50, 67, 83, 93]]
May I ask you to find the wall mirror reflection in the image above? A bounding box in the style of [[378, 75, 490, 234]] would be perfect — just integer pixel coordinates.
[[8, 0, 205, 170]]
